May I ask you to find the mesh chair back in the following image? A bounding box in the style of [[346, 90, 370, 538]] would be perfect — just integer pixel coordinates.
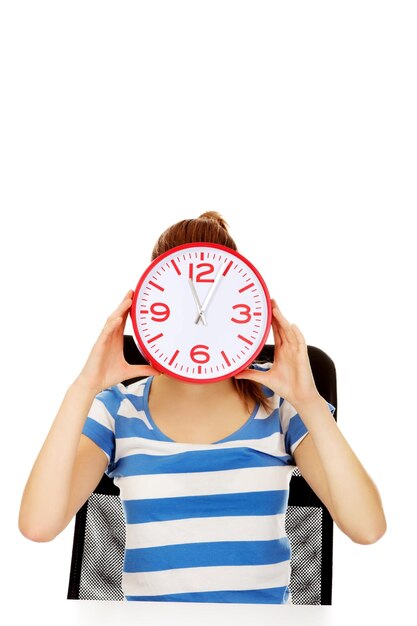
[[68, 336, 337, 604]]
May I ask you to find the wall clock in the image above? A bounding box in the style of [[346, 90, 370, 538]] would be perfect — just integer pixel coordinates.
[[130, 242, 272, 383]]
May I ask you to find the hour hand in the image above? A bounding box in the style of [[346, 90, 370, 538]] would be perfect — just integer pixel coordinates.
[[188, 279, 207, 325]]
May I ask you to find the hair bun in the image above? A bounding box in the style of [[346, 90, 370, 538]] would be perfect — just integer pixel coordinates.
[[198, 211, 229, 231]]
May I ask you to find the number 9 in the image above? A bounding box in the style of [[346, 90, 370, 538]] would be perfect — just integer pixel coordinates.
[[150, 302, 170, 322]]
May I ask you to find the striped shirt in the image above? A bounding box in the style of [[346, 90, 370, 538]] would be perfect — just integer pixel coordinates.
[[81, 362, 335, 604]]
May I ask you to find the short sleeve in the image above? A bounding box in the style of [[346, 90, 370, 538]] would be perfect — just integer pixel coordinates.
[[279, 397, 336, 458], [81, 389, 116, 476]]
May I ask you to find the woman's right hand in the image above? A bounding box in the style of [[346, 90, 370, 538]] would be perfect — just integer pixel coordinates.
[[74, 289, 161, 395]]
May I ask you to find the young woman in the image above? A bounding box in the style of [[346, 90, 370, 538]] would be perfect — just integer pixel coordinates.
[[19, 211, 386, 605]]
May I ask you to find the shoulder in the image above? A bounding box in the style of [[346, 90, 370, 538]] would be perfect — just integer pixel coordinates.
[[96, 377, 152, 417]]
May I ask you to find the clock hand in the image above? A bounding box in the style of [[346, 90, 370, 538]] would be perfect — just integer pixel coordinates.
[[188, 279, 207, 325], [195, 264, 224, 324]]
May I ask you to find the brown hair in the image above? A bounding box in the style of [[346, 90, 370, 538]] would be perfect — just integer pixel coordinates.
[[151, 211, 272, 414]]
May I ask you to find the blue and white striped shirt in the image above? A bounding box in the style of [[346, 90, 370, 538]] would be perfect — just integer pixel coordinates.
[[81, 362, 335, 604]]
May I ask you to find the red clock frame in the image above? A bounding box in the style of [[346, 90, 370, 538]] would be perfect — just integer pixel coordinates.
[[130, 242, 272, 383]]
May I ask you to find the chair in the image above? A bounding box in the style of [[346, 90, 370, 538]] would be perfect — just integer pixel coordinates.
[[67, 335, 338, 605]]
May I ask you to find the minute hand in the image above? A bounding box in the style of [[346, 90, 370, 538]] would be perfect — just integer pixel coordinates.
[[195, 265, 224, 324]]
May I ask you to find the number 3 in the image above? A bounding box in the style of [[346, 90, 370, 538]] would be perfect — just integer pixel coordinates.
[[231, 304, 251, 323]]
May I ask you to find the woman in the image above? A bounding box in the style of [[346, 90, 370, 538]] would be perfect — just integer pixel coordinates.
[[18, 211, 386, 604]]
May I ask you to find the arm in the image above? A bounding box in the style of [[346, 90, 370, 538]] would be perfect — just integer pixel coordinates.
[[292, 395, 386, 544], [235, 299, 387, 545], [18, 380, 107, 541], [19, 289, 159, 542]]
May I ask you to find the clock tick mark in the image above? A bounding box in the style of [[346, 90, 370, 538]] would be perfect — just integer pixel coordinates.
[[239, 282, 254, 293], [169, 350, 180, 366], [223, 260, 233, 276], [221, 351, 231, 367], [171, 259, 181, 275], [238, 334, 253, 345], [149, 280, 164, 292], [147, 333, 163, 343]]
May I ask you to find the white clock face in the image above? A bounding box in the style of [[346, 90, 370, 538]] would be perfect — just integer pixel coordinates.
[[131, 243, 271, 383]]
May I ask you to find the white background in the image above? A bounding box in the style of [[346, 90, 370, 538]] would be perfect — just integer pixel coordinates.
[[1, 0, 416, 619]]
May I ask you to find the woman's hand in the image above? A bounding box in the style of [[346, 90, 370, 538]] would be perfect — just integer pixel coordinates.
[[74, 289, 161, 395], [234, 299, 320, 407]]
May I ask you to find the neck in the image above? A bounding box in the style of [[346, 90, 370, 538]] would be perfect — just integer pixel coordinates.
[[152, 373, 236, 401]]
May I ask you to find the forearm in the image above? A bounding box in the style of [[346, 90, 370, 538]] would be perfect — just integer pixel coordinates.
[[18, 379, 97, 541], [294, 395, 387, 543]]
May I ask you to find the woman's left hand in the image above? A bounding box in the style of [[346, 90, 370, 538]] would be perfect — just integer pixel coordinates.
[[234, 299, 321, 408]]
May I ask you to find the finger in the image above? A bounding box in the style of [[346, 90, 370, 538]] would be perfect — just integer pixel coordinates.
[[125, 364, 162, 378], [100, 316, 123, 340], [120, 295, 133, 319], [270, 299, 284, 346], [271, 305, 288, 346], [121, 290, 133, 308], [272, 303, 297, 347], [119, 289, 133, 308], [271, 314, 283, 352], [108, 292, 133, 321], [234, 368, 265, 384], [291, 323, 307, 352]]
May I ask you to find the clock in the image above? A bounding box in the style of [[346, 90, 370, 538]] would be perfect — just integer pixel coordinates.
[[130, 242, 272, 383]]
